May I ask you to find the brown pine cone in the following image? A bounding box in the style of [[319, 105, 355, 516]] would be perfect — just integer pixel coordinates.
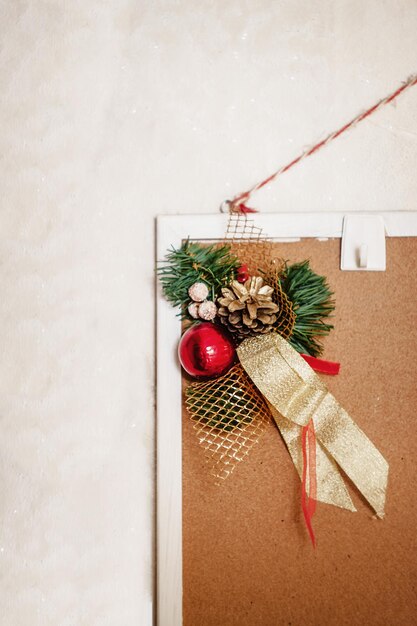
[[217, 276, 279, 337]]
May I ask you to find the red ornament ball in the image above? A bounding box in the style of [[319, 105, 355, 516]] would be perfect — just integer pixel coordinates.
[[236, 264, 249, 283], [178, 322, 236, 379]]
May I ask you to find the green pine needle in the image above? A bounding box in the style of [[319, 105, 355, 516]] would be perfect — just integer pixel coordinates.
[[158, 240, 240, 319], [280, 260, 335, 357]]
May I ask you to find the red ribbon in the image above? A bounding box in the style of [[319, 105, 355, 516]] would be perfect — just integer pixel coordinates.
[[300, 355, 338, 545], [301, 419, 317, 547], [236, 203, 258, 214], [301, 354, 340, 375]]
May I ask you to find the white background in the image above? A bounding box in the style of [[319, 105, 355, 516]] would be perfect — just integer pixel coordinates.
[[0, 2, 416, 625]]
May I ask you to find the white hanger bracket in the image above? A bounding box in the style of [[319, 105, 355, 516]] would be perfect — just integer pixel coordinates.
[[341, 214, 386, 271]]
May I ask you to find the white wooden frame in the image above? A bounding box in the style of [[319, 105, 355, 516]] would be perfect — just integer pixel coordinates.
[[156, 211, 417, 626]]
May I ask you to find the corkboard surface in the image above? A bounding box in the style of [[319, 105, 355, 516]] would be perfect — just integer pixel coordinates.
[[182, 238, 417, 626]]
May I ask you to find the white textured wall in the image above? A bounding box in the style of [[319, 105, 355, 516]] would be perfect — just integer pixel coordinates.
[[0, 2, 416, 625]]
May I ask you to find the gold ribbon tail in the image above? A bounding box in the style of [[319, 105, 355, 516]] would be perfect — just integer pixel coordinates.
[[270, 406, 356, 511], [237, 334, 389, 517]]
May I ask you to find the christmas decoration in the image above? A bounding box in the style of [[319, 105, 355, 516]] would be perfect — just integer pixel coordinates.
[[158, 240, 239, 320], [188, 281, 209, 302], [198, 300, 217, 321], [178, 322, 236, 379], [236, 264, 249, 283], [159, 209, 390, 546], [187, 302, 200, 319], [217, 276, 279, 337]]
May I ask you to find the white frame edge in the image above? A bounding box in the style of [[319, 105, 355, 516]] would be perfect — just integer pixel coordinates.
[[156, 211, 417, 626]]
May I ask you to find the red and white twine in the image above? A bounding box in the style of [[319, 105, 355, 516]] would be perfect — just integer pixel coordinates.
[[223, 74, 417, 212]]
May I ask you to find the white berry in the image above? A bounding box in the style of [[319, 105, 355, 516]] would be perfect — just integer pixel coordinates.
[[198, 300, 217, 321], [188, 282, 209, 302], [188, 302, 200, 319]]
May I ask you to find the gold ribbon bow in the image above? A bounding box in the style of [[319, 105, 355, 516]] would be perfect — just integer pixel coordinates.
[[237, 334, 389, 517]]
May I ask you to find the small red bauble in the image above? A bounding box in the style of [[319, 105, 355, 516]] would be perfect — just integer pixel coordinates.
[[178, 322, 236, 379], [236, 264, 249, 283]]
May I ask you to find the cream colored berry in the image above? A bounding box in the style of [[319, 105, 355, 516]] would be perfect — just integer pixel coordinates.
[[198, 300, 217, 321], [188, 302, 200, 319], [188, 282, 209, 302]]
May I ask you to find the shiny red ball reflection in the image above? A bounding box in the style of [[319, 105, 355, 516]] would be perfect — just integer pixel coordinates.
[[178, 322, 236, 379]]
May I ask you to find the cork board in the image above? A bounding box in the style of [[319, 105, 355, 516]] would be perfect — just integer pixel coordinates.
[[182, 237, 417, 626]]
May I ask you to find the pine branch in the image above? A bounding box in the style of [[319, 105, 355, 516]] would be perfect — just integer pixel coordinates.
[[280, 260, 335, 357], [158, 240, 240, 318]]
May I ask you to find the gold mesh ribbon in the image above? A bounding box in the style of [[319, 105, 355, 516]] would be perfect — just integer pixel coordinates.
[[265, 264, 296, 339], [237, 334, 389, 516], [186, 364, 271, 481], [225, 210, 273, 275], [185, 216, 296, 481]]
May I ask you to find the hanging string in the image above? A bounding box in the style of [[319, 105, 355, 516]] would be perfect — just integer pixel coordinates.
[[225, 73, 417, 212]]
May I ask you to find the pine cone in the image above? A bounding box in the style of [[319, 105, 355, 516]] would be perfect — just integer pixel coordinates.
[[217, 276, 279, 337]]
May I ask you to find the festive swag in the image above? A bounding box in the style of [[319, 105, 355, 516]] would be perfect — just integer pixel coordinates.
[[158, 212, 389, 545]]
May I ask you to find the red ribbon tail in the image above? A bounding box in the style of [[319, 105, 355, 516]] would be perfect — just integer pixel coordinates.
[[301, 419, 317, 548], [301, 354, 340, 375]]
